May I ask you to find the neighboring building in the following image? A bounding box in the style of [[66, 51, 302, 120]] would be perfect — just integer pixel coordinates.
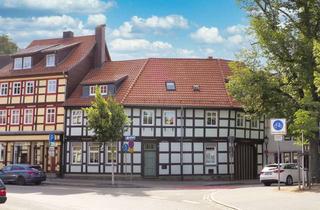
[[64, 58, 265, 179], [0, 25, 110, 173]]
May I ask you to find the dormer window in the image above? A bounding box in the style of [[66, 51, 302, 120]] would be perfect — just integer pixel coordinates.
[[14, 57, 32, 70], [166, 81, 176, 91], [46, 54, 55, 67], [89, 85, 108, 96]]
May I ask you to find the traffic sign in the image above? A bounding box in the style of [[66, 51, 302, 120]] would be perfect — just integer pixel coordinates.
[[49, 133, 55, 147], [274, 134, 284, 142], [270, 119, 287, 135], [128, 147, 134, 153], [122, 143, 129, 152], [125, 136, 136, 141], [128, 140, 134, 148]]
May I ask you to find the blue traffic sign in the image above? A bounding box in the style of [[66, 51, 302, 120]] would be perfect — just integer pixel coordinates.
[[273, 120, 284, 131], [122, 143, 129, 152], [49, 133, 55, 142]]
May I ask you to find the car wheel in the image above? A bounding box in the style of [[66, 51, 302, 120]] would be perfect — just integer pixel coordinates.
[[34, 181, 42, 185], [264, 183, 271, 186], [285, 175, 293, 186], [16, 176, 25, 185]]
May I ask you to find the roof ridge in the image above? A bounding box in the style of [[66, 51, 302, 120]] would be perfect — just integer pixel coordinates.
[[120, 58, 150, 104], [217, 59, 233, 107]]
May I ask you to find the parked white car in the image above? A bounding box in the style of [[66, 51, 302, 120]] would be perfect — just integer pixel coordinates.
[[260, 163, 303, 186]]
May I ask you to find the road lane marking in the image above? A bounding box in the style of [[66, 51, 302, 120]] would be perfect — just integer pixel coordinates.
[[150, 196, 166, 200], [182, 200, 200, 204]]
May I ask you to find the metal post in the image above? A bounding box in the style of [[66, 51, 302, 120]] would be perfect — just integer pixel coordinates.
[[277, 141, 280, 191], [180, 105, 184, 181], [130, 152, 133, 182], [124, 152, 127, 176], [301, 131, 305, 189]]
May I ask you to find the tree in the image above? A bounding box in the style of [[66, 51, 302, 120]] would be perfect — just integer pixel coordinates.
[[227, 0, 320, 180], [0, 34, 18, 55], [83, 87, 129, 185]]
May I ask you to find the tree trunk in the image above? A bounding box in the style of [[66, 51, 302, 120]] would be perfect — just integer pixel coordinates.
[[111, 141, 115, 185], [309, 139, 320, 181]]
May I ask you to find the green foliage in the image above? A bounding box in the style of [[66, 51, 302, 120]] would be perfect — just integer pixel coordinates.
[[0, 34, 18, 55], [83, 86, 129, 144]]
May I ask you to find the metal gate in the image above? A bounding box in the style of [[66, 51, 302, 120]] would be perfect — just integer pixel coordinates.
[[234, 142, 257, 180]]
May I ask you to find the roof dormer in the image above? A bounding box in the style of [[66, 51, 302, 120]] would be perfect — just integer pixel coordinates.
[[13, 56, 31, 70]]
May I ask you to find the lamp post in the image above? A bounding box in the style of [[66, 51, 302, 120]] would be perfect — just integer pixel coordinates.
[[264, 136, 269, 165]]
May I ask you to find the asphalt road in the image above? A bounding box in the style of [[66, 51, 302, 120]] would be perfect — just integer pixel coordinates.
[[1, 184, 232, 210]]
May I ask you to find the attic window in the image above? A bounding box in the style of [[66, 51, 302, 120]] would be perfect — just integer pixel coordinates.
[[46, 54, 55, 67], [166, 81, 176, 91], [193, 84, 200, 91]]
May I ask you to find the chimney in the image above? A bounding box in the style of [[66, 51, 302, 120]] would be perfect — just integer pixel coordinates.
[[63, 31, 74, 38], [94, 24, 106, 68], [208, 56, 213, 59]]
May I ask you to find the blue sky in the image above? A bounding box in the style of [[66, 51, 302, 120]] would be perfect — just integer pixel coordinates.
[[0, 0, 251, 60]]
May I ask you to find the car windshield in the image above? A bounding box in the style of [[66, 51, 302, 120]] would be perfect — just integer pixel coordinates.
[[266, 164, 281, 168], [30, 165, 42, 171]]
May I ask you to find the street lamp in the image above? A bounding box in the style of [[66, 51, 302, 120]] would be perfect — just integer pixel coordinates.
[[264, 136, 269, 165]]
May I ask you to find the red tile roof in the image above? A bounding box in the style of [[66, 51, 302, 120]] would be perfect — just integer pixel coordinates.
[[65, 58, 241, 108], [0, 35, 96, 79]]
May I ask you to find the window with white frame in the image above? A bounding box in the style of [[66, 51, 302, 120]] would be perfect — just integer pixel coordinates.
[[0, 144, 4, 161], [25, 81, 34, 94], [71, 110, 82, 125], [23, 56, 32, 69], [88, 143, 99, 164], [100, 85, 108, 95], [47, 80, 57, 93], [13, 82, 21, 95], [89, 86, 96, 96], [106, 144, 117, 164], [0, 110, 7, 125], [163, 110, 175, 126], [0, 83, 8, 96], [46, 54, 55, 67], [71, 143, 82, 164], [14, 58, 22, 70], [142, 110, 154, 125], [236, 113, 245, 127], [206, 111, 217, 126], [251, 119, 259, 128], [205, 144, 217, 165], [46, 108, 55, 124], [24, 109, 33, 124], [11, 109, 20, 125]]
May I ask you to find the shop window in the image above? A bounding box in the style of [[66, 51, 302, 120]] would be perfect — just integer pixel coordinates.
[[24, 109, 33, 124], [236, 113, 245, 127], [71, 143, 82, 164], [11, 109, 20, 125], [25, 81, 34, 94], [206, 111, 217, 126], [284, 152, 291, 163], [106, 143, 117, 164], [13, 82, 21, 95], [163, 110, 175, 126], [205, 143, 217, 165], [71, 110, 82, 125], [47, 80, 57, 93], [46, 108, 55, 124], [88, 143, 99, 164], [0, 110, 7, 125], [142, 110, 154, 126], [0, 83, 8, 96]]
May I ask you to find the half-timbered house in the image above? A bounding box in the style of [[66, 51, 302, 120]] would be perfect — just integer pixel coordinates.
[[0, 25, 110, 173], [64, 58, 265, 179]]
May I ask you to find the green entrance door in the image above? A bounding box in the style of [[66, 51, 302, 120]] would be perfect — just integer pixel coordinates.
[[143, 143, 157, 177]]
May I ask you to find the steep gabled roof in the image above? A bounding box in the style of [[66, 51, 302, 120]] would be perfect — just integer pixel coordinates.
[[65, 57, 241, 108]]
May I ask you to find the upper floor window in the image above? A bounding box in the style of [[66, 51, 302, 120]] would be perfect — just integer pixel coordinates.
[[46, 108, 55, 124], [0, 83, 8, 96], [11, 109, 20, 125], [142, 110, 154, 126], [206, 111, 217, 126], [71, 110, 82, 125], [236, 113, 245, 127], [163, 110, 175, 126], [14, 57, 32, 70], [25, 81, 34, 94], [89, 85, 108, 96], [13, 82, 21, 95], [165, 81, 176, 91], [46, 54, 55, 67], [0, 110, 7, 125], [47, 80, 57, 93], [251, 119, 259, 129], [24, 109, 33, 124]]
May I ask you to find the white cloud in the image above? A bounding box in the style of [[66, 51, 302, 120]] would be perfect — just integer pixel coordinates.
[[227, 34, 243, 44], [111, 22, 134, 38], [110, 38, 172, 52], [1, 0, 115, 14], [87, 14, 106, 27], [226, 24, 247, 34], [190, 26, 224, 44], [176, 49, 194, 57]]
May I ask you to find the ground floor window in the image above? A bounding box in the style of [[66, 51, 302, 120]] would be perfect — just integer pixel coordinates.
[[205, 143, 217, 165], [0, 144, 5, 161], [71, 143, 82, 164], [106, 143, 117, 164], [88, 143, 100, 164]]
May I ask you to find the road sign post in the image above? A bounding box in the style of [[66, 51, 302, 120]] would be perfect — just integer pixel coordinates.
[[125, 136, 135, 181], [122, 143, 129, 176]]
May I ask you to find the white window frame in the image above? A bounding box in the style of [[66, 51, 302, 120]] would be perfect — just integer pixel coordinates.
[[163, 110, 175, 126], [71, 143, 82, 164], [13, 82, 21, 95], [24, 109, 33, 125], [0, 83, 8, 96], [236, 113, 245, 127], [206, 111, 218, 127], [11, 109, 20, 125], [88, 143, 100, 164], [46, 54, 55, 67], [23, 56, 32, 69], [89, 86, 96, 96], [106, 144, 117, 164], [71, 110, 82, 126], [100, 85, 108, 95], [14, 58, 23, 70], [251, 119, 259, 129], [47, 80, 57, 93], [205, 143, 217, 165], [165, 81, 176, 91], [0, 110, 7, 125], [46, 108, 56, 124], [25, 81, 34, 94], [142, 110, 154, 126]]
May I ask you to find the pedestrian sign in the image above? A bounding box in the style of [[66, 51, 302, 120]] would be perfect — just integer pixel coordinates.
[[270, 119, 286, 135]]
